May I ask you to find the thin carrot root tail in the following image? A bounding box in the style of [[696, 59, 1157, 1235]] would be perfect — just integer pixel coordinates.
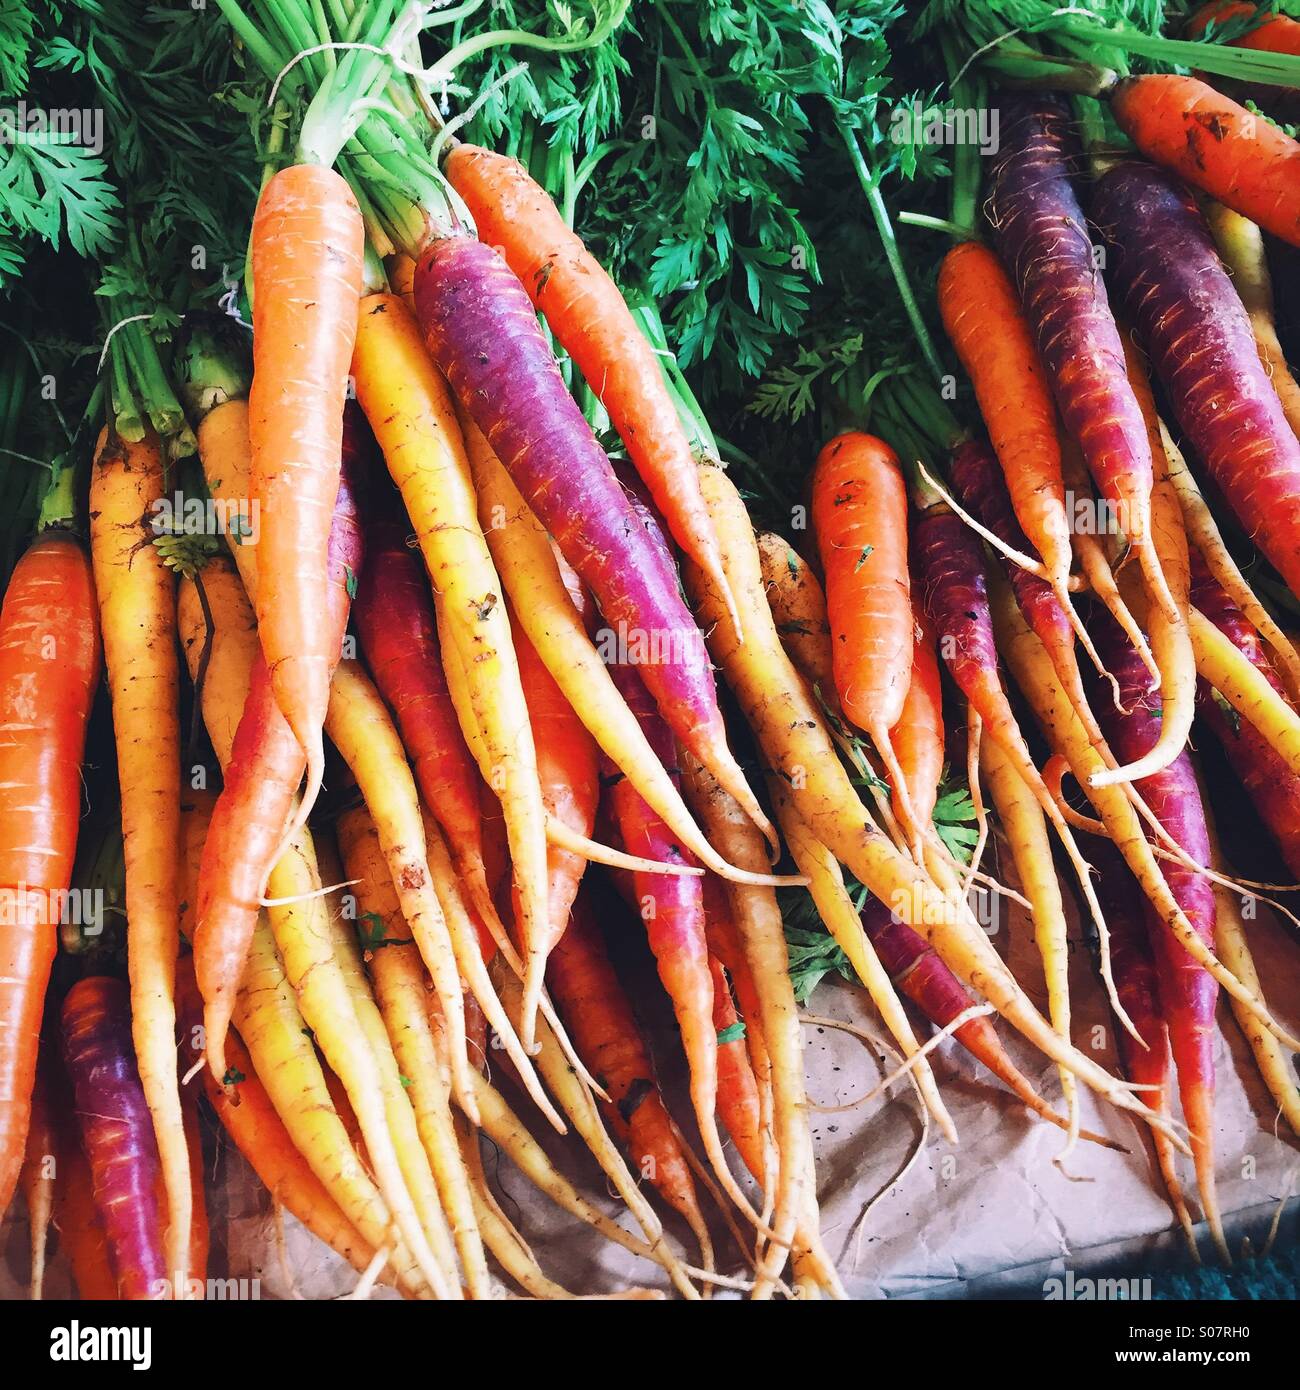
[[202, 999, 234, 1087], [1139, 533, 1180, 632], [873, 726, 924, 863], [518, 954, 547, 1057], [1063, 586, 1126, 711], [1154, 1126, 1201, 1262], [546, 818, 704, 876], [1041, 755, 1108, 835]]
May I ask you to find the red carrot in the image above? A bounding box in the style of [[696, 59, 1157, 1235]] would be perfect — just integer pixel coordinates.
[[545, 890, 712, 1264], [352, 483, 493, 927], [61, 977, 166, 1299], [599, 660, 764, 1224], [859, 894, 1097, 1139], [0, 532, 99, 1217]]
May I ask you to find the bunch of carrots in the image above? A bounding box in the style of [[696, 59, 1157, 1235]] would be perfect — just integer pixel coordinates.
[[0, 0, 1299, 1301]]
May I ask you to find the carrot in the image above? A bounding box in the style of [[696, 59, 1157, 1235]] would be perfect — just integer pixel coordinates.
[[910, 486, 1128, 1020], [1192, 554, 1300, 876], [352, 487, 497, 939], [193, 431, 362, 1082], [767, 779, 956, 1143], [53, 1124, 118, 1301], [949, 440, 1110, 757], [351, 293, 552, 1049], [20, 1056, 54, 1298], [598, 660, 758, 1226], [0, 531, 99, 1218], [89, 428, 190, 1295], [247, 162, 364, 827], [701, 875, 774, 1128], [174, 960, 385, 1286], [444, 1052, 686, 1291], [1111, 75, 1300, 247], [313, 828, 463, 1295], [686, 462, 1190, 1141], [811, 431, 921, 850], [414, 235, 773, 846], [988, 96, 1168, 619], [1086, 838, 1195, 1249], [1188, 1, 1300, 52], [938, 242, 1076, 610], [979, 737, 1079, 1148], [1074, 333, 1199, 790], [1205, 201, 1300, 440], [510, 609, 598, 1026], [546, 888, 713, 1269], [445, 144, 736, 626], [489, 959, 701, 1299], [857, 887, 1109, 1145], [61, 977, 165, 1299], [177, 567, 432, 1297], [891, 607, 944, 832], [991, 573, 1295, 1050], [1166, 430, 1300, 702], [1210, 854, 1300, 1137], [462, 414, 779, 888], [335, 804, 490, 1297], [1093, 160, 1300, 595], [709, 956, 769, 1190], [756, 533, 837, 707], [680, 753, 844, 1300], [324, 661, 507, 1124], [1190, 604, 1300, 779]]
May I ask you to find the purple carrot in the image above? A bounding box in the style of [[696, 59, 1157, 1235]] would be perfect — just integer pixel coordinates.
[[950, 438, 1114, 750], [61, 977, 165, 1300], [988, 99, 1156, 562], [1084, 838, 1194, 1243], [861, 894, 1103, 1138], [413, 235, 769, 841], [1092, 161, 1300, 597], [950, 439, 1072, 654], [1190, 552, 1300, 877], [1085, 609, 1225, 1256]]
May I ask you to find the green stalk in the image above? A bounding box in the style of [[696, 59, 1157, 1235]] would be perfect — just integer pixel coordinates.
[[840, 123, 944, 385], [36, 453, 77, 531]]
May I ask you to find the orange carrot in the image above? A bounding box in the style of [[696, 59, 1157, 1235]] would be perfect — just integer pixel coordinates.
[[938, 241, 1075, 604], [890, 606, 944, 831], [709, 956, 767, 1188], [54, 1126, 118, 1301], [811, 432, 921, 848], [444, 144, 735, 627], [1111, 75, 1300, 247], [546, 889, 713, 1268], [247, 163, 365, 827], [0, 533, 99, 1218]]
